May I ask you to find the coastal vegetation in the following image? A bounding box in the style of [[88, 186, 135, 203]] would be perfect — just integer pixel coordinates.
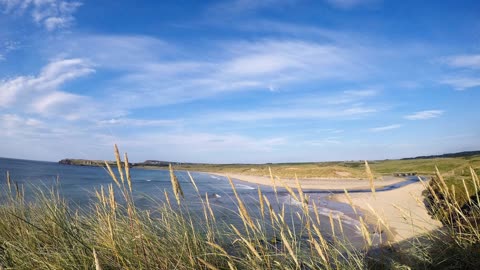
[[59, 151, 480, 180], [0, 146, 479, 269]]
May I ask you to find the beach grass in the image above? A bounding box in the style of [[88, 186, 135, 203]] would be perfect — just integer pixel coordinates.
[[0, 146, 479, 269]]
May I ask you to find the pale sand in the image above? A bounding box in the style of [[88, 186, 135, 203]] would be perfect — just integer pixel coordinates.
[[209, 172, 407, 191], [209, 172, 442, 243], [333, 181, 442, 242]]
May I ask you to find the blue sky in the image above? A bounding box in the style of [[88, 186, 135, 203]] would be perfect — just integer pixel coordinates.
[[0, 0, 479, 163]]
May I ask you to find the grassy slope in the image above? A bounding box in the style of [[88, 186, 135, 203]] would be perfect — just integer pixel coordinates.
[[175, 156, 480, 204], [174, 155, 480, 179], [176, 162, 367, 179]]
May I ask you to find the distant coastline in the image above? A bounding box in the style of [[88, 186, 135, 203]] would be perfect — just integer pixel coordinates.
[[58, 158, 195, 168], [58, 149, 480, 168]]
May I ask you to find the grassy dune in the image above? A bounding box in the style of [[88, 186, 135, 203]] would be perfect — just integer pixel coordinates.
[[174, 155, 480, 180], [176, 162, 368, 179], [0, 146, 479, 269]]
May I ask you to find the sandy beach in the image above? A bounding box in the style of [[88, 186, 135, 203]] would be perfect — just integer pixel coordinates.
[[210, 172, 442, 243], [332, 181, 442, 242], [208, 172, 410, 191]]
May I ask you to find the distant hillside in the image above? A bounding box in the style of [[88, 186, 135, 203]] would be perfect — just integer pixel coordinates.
[[59, 159, 124, 167], [59, 150, 480, 169], [58, 159, 202, 168], [401, 151, 480, 160]]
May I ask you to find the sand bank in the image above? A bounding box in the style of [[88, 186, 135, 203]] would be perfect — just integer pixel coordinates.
[[332, 181, 442, 242], [209, 172, 442, 243], [208, 172, 407, 191]]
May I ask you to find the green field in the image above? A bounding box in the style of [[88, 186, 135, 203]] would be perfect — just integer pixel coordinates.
[[173, 155, 480, 180]]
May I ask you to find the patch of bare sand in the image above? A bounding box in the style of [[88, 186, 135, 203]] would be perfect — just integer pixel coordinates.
[[332, 181, 442, 242], [209, 172, 405, 191]]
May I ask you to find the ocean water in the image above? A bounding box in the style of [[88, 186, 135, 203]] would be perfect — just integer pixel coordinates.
[[0, 157, 366, 246]]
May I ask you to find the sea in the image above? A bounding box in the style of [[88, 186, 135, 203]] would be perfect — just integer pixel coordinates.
[[0, 157, 368, 246]]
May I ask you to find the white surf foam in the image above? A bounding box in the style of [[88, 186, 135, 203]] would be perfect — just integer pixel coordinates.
[[236, 184, 255, 190], [282, 194, 362, 233]]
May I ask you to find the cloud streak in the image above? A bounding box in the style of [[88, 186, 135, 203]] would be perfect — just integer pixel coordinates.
[[369, 124, 402, 132], [405, 110, 443, 120], [444, 54, 480, 69], [0, 58, 93, 109], [441, 77, 480, 90], [0, 0, 82, 31], [54, 34, 372, 109], [441, 54, 480, 90], [0, 58, 125, 121]]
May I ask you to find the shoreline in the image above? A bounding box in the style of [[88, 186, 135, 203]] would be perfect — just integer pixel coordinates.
[[207, 171, 442, 243], [207, 172, 408, 191], [332, 181, 442, 243]]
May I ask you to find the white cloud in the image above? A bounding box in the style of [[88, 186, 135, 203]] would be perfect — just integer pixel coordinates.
[[203, 106, 377, 122], [55, 34, 370, 108], [0, 113, 46, 136], [31, 91, 86, 119], [306, 137, 342, 145], [441, 77, 480, 90], [369, 124, 402, 132], [441, 54, 480, 90], [0, 40, 20, 60], [444, 54, 480, 69], [0, 0, 82, 31], [0, 58, 93, 110], [222, 40, 359, 79], [0, 58, 119, 121], [326, 89, 379, 105], [405, 110, 443, 120], [97, 118, 179, 127]]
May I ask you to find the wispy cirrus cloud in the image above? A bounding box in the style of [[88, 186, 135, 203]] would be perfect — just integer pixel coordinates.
[[0, 58, 93, 109], [441, 77, 480, 91], [97, 118, 180, 127], [0, 0, 82, 31], [0, 58, 124, 120], [405, 110, 443, 120], [54, 34, 371, 108], [369, 124, 402, 132], [0, 113, 45, 136], [444, 54, 480, 69], [325, 89, 379, 105], [207, 106, 377, 122], [441, 53, 480, 90]]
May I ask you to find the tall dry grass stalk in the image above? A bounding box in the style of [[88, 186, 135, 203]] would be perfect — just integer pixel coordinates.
[[364, 160, 375, 196], [227, 176, 256, 231], [93, 248, 102, 270], [169, 164, 184, 205]]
